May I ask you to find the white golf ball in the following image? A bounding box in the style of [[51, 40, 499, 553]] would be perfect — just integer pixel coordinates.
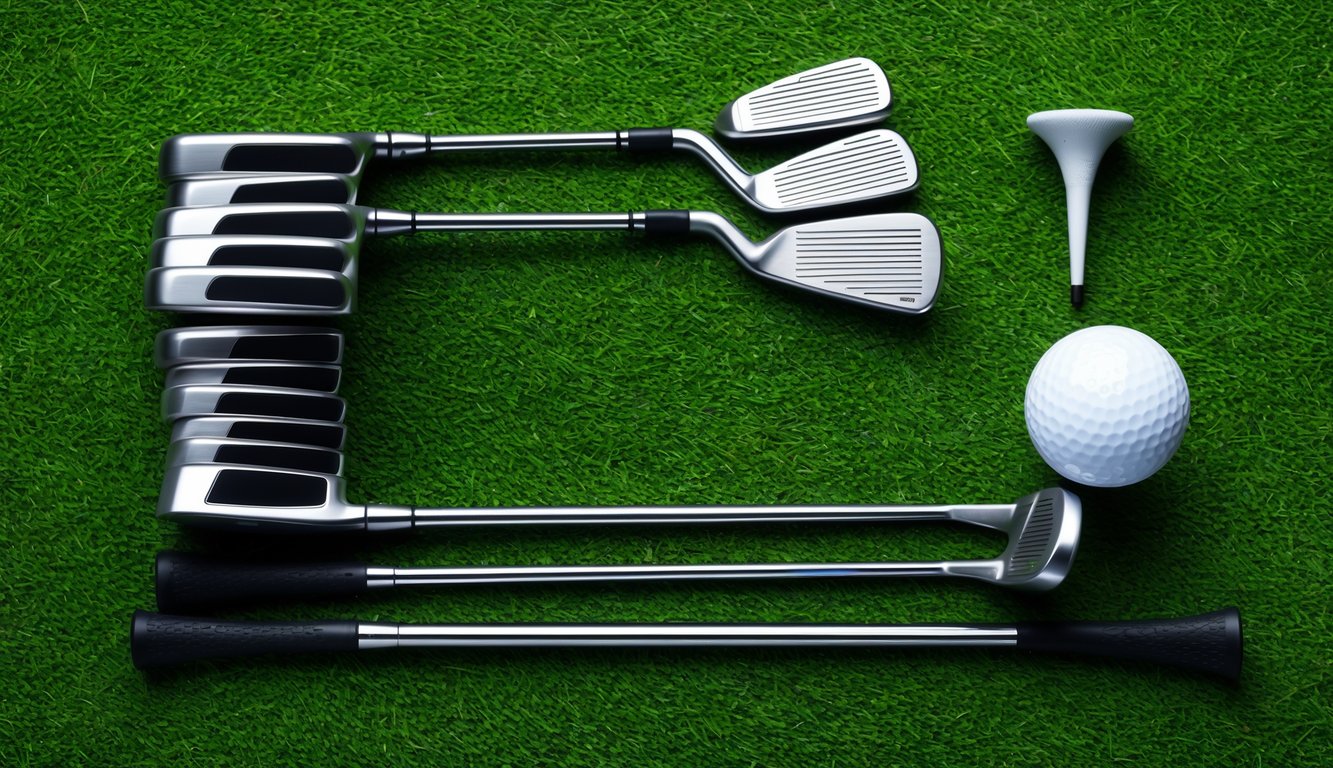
[[1025, 326, 1189, 487]]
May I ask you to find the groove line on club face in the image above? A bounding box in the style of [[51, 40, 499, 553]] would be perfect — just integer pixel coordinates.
[[791, 227, 928, 300]]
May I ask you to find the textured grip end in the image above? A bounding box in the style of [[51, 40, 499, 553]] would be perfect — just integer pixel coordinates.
[[131, 611, 359, 669], [1017, 608, 1242, 683], [156, 551, 369, 614]]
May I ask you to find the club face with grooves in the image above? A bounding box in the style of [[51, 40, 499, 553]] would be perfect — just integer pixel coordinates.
[[161, 384, 348, 424], [693, 211, 942, 314], [167, 437, 345, 475], [155, 326, 344, 368], [950, 487, 1081, 591], [748, 129, 918, 212], [170, 416, 347, 451], [715, 58, 892, 141], [145, 265, 355, 316], [163, 362, 342, 393]]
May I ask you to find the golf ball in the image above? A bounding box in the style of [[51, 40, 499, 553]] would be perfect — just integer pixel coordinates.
[[1025, 326, 1189, 487]]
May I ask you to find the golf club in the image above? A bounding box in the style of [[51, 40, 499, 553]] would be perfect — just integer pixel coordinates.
[[145, 265, 354, 316], [160, 58, 891, 179], [158, 464, 1073, 538], [163, 362, 342, 393], [152, 481, 1077, 612], [130, 607, 1244, 682], [170, 416, 347, 450], [161, 384, 347, 424], [151, 204, 943, 315], [155, 325, 344, 368], [163, 129, 918, 215]]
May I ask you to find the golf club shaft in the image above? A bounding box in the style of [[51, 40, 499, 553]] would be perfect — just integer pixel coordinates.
[[154, 551, 958, 613], [402, 502, 1005, 527], [130, 608, 1244, 682], [369, 209, 645, 235]]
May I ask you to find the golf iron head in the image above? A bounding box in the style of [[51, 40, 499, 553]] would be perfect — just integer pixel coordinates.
[[145, 265, 355, 316], [715, 57, 892, 140], [161, 384, 347, 424], [155, 325, 344, 368], [163, 362, 342, 393], [169, 416, 347, 450]]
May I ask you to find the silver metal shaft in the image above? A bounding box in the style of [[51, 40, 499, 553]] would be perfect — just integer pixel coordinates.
[[405, 503, 1010, 527], [358, 623, 1017, 650], [368, 562, 951, 588]]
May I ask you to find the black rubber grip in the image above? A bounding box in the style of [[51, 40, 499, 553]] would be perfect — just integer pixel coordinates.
[[131, 610, 359, 669], [1017, 608, 1242, 682], [643, 210, 691, 236], [624, 128, 674, 152], [155, 551, 369, 614]]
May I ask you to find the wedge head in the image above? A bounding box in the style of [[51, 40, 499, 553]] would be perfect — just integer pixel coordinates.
[[995, 487, 1081, 591], [155, 326, 344, 368], [750, 129, 918, 212], [715, 58, 892, 141]]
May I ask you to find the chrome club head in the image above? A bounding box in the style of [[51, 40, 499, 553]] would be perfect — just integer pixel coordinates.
[[946, 487, 1082, 591], [150, 236, 355, 274], [152, 203, 371, 242], [157, 464, 374, 532], [144, 265, 354, 316], [161, 384, 347, 423], [167, 437, 345, 475], [715, 58, 892, 141], [159, 132, 382, 182], [166, 174, 359, 206], [169, 416, 347, 450], [163, 362, 342, 393], [155, 325, 344, 368], [689, 211, 943, 314]]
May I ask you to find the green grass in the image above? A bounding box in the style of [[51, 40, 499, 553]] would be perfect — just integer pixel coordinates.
[[2, 0, 1328, 764]]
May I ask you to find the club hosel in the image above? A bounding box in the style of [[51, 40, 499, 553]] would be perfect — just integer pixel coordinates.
[[366, 504, 414, 531], [367, 208, 417, 237], [374, 132, 432, 161]]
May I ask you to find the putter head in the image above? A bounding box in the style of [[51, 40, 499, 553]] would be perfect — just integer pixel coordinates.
[[166, 437, 345, 475], [161, 384, 347, 424], [157, 464, 374, 532], [155, 325, 344, 368], [153, 203, 369, 242], [693, 211, 942, 314], [749, 129, 918, 212], [714, 58, 892, 141], [163, 362, 342, 393], [993, 487, 1081, 591], [151, 236, 354, 274], [170, 416, 347, 450], [159, 132, 381, 182], [145, 265, 355, 316], [166, 174, 359, 207]]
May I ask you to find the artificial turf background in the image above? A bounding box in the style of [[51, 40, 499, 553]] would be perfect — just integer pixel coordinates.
[[2, 0, 1328, 764]]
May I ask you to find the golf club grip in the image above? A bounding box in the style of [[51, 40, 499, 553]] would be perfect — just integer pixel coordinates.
[[1016, 608, 1242, 682], [155, 551, 368, 613], [131, 611, 358, 669]]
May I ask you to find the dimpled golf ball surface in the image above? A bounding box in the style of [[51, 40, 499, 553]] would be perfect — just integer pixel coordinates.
[[1025, 326, 1189, 487]]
